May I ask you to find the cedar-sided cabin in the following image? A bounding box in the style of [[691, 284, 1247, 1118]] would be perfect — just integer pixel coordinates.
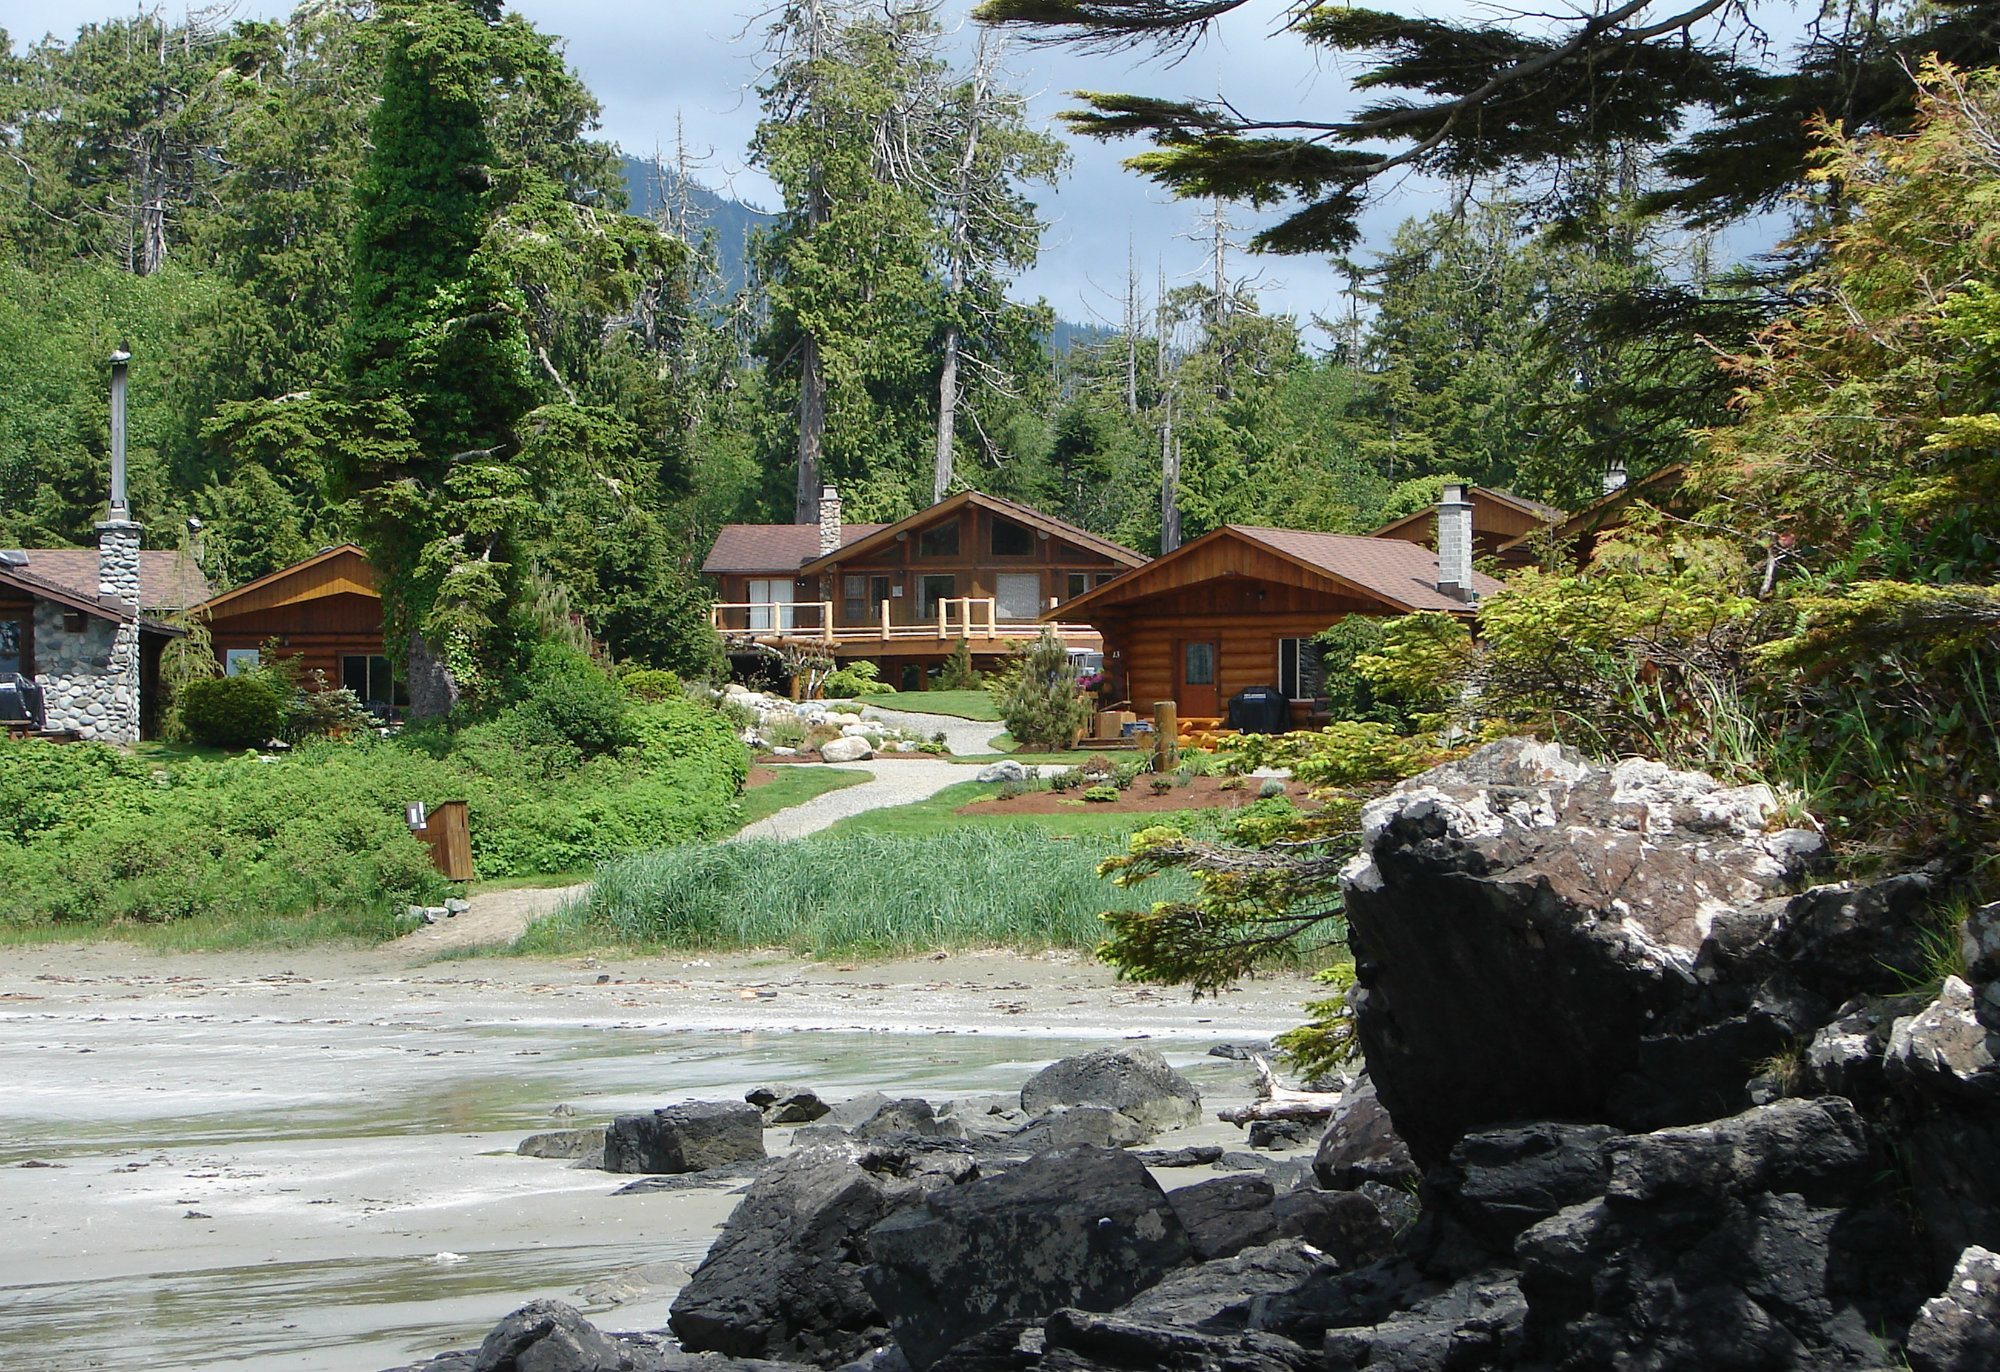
[[1048, 499, 1505, 727], [195, 544, 404, 712], [1369, 485, 1563, 571], [705, 488, 1146, 684], [1497, 463, 1689, 569]]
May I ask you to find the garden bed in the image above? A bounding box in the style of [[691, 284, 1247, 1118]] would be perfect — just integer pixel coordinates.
[[956, 775, 1289, 816]]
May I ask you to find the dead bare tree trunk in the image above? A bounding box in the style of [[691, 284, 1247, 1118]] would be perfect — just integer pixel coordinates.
[[932, 33, 1000, 505]]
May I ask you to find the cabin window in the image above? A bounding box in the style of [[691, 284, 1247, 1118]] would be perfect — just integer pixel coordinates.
[[842, 574, 892, 623], [918, 574, 956, 620], [0, 619, 21, 676], [917, 521, 960, 558], [1278, 638, 1325, 702], [62, 611, 86, 633], [1065, 572, 1089, 601], [747, 578, 796, 631], [990, 517, 1034, 557], [341, 654, 409, 709], [1095, 573, 1118, 587], [1183, 641, 1216, 687], [224, 648, 261, 676]]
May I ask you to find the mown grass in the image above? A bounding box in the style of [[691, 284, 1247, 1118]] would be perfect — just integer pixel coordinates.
[[514, 827, 1189, 959], [822, 779, 1187, 839], [862, 690, 1001, 721], [736, 765, 871, 828]]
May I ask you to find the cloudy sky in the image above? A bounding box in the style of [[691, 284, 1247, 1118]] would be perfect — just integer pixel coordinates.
[[9, 2, 1771, 334]]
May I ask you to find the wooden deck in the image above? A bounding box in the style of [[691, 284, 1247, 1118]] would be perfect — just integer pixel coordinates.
[[712, 598, 1101, 658]]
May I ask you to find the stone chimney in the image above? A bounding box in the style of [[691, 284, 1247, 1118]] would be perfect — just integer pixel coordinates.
[[1603, 459, 1629, 496], [1436, 482, 1475, 603], [97, 348, 142, 607], [818, 486, 843, 557]]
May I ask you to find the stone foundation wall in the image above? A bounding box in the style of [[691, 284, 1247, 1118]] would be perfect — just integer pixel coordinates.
[[32, 600, 139, 743]]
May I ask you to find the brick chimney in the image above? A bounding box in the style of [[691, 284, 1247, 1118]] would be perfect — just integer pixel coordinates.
[[1436, 482, 1475, 603], [818, 486, 843, 557], [1603, 459, 1629, 496], [97, 347, 142, 607]]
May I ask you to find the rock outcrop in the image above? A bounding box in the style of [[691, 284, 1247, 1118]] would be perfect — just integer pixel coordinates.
[[605, 1102, 766, 1175]]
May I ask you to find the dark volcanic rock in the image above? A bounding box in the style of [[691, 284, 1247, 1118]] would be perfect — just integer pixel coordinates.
[[1009, 1105, 1148, 1152], [473, 1300, 623, 1371], [853, 1099, 968, 1141], [863, 1145, 1191, 1370], [1906, 1245, 2000, 1372], [1133, 1144, 1223, 1168], [1320, 1270, 1527, 1372], [1312, 1076, 1416, 1191], [1039, 1306, 1316, 1372], [1246, 1118, 1314, 1150], [1167, 1174, 1395, 1266], [669, 1145, 919, 1365], [604, 1102, 765, 1175], [747, 1085, 830, 1126], [1018, 1047, 1201, 1133], [1338, 738, 1884, 1166], [1419, 1121, 1620, 1266], [1514, 1100, 1900, 1370], [517, 1128, 605, 1162], [1886, 977, 2000, 1102], [1118, 1238, 1336, 1332]]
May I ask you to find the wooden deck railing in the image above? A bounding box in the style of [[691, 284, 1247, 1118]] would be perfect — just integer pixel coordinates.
[[711, 598, 1091, 644]]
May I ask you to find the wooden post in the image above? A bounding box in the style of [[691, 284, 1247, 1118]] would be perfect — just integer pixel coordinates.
[[880, 599, 892, 638], [1153, 700, 1178, 772]]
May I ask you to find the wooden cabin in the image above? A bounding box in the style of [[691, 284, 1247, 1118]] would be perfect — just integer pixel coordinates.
[[1497, 463, 1689, 569], [1047, 523, 1505, 727], [1369, 486, 1563, 571], [195, 545, 403, 711], [705, 489, 1146, 684]]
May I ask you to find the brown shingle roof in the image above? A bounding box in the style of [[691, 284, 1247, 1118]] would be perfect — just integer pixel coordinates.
[[702, 523, 890, 576], [1229, 526, 1508, 611], [0, 563, 184, 635], [11, 548, 210, 611], [796, 490, 1145, 574]]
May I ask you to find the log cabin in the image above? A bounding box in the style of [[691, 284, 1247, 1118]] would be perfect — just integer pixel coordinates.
[[1495, 462, 1689, 569], [1047, 487, 1506, 728], [194, 544, 403, 713], [1369, 485, 1563, 571], [704, 488, 1146, 686]]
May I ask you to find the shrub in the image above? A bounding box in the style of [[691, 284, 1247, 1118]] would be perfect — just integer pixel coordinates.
[[1050, 767, 1082, 792], [1258, 778, 1287, 799], [179, 674, 285, 749], [991, 629, 1095, 750], [1081, 784, 1120, 803], [519, 642, 631, 758], [824, 660, 894, 697], [999, 779, 1027, 800], [620, 668, 683, 703], [280, 671, 373, 742], [937, 637, 982, 690], [762, 714, 808, 750], [1149, 776, 1174, 795]]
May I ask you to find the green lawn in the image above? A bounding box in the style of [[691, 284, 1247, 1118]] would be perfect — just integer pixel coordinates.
[[735, 764, 870, 828], [821, 778, 1197, 840], [953, 732, 1150, 767], [861, 690, 1001, 721]]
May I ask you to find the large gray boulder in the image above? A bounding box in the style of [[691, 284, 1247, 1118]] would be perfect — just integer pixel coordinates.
[[863, 1146, 1191, 1369], [1338, 738, 1914, 1165], [1886, 977, 2000, 1101], [472, 1301, 622, 1372], [604, 1101, 765, 1175], [1166, 1173, 1395, 1265], [669, 1144, 920, 1365], [1018, 1047, 1201, 1134]]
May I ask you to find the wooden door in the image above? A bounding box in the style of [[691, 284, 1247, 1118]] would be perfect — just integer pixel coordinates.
[[1177, 638, 1220, 716]]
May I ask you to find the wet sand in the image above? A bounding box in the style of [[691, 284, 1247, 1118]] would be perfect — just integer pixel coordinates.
[[0, 944, 1319, 1372]]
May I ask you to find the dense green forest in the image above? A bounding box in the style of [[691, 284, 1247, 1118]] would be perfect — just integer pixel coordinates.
[[0, 1, 1735, 684]]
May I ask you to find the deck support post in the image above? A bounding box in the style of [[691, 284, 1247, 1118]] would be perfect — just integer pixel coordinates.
[[1153, 700, 1178, 772]]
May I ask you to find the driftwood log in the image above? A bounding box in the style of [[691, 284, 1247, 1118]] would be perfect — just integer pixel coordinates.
[[1215, 1055, 1344, 1126]]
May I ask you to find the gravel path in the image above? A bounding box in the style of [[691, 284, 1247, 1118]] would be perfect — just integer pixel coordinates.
[[859, 703, 1001, 757], [729, 757, 967, 840]]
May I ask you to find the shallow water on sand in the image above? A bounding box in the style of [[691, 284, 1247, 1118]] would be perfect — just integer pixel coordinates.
[[0, 986, 1263, 1372]]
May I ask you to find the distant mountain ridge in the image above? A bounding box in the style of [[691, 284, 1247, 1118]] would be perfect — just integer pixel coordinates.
[[616, 154, 1107, 355]]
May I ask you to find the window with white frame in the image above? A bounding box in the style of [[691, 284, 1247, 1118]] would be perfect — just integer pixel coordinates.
[[1277, 637, 1325, 702]]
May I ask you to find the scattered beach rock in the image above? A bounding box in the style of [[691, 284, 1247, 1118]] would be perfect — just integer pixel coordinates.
[[1007, 1104, 1148, 1152], [1132, 1144, 1222, 1168], [516, 1128, 604, 1161], [1906, 1245, 2000, 1372], [747, 1085, 831, 1126], [1018, 1046, 1201, 1134], [604, 1101, 765, 1175], [819, 737, 872, 763], [853, 1099, 967, 1142], [1204, 1041, 1272, 1061], [1312, 1075, 1416, 1192], [1246, 1117, 1314, 1150]]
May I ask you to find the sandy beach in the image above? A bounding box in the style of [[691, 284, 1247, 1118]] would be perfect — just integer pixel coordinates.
[[0, 942, 1321, 1372]]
